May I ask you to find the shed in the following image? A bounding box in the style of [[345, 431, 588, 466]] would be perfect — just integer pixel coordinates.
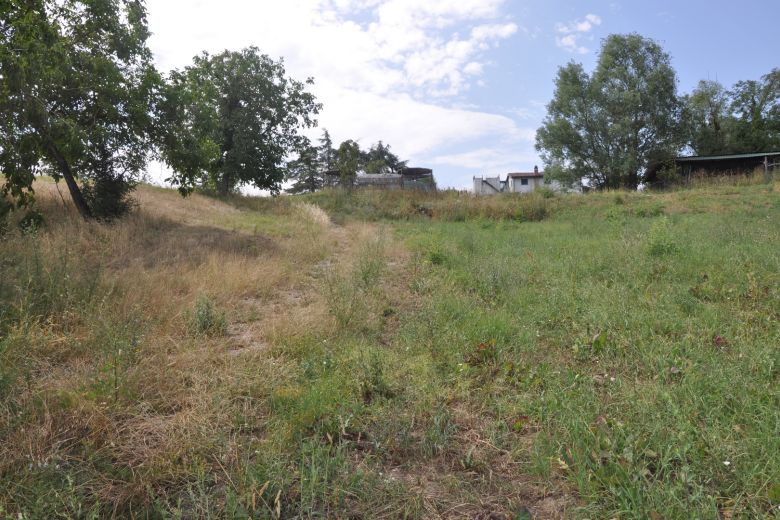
[[675, 151, 780, 179]]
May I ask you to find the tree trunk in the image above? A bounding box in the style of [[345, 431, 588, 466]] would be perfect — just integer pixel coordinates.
[[47, 142, 93, 219]]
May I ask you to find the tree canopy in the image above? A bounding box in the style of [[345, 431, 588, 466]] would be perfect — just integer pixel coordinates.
[[362, 141, 407, 174], [336, 140, 361, 188], [158, 47, 320, 196], [536, 34, 682, 190], [1, 0, 160, 219], [682, 70, 780, 156]]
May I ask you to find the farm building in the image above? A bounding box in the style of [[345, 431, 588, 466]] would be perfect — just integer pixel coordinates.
[[675, 151, 780, 179], [325, 167, 436, 191], [473, 166, 546, 195]]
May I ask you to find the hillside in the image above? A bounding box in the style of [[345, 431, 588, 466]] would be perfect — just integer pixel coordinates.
[[1, 179, 780, 518]]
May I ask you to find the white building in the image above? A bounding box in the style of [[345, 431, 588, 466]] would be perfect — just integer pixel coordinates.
[[473, 166, 546, 195]]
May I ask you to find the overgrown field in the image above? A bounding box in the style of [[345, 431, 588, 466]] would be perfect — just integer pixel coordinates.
[[1, 179, 779, 518]]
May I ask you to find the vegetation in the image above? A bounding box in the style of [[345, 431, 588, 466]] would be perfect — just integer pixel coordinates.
[[335, 140, 361, 189], [1, 4, 779, 516], [684, 70, 780, 156], [0, 0, 159, 219], [2, 176, 779, 518], [158, 48, 320, 196], [536, 34, 682, 190]]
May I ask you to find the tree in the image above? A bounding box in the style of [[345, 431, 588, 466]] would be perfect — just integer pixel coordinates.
[[336, 140, 360, 189], [536, 34, 682, 190], [317, 129, 336, 172], [362, 141, 407, 174], [683, 80, 733, 156], [728, 68, 780, 152], [158, 47, 320, 196], [1, 0, 160, 219], [285, 145, 322, 194]]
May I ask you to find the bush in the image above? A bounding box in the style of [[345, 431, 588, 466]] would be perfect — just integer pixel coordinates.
[[18, 209, 44, 235], [82, 175, 137, 220]]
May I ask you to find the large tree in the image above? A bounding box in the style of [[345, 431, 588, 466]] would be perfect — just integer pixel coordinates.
[[536, 34, 682, 190], [159, 48, 320, 196], [361, 141, 407, 174], [0, 0, 160, 219], [683, 80, 733, 156], [728, 68, 780, 153]]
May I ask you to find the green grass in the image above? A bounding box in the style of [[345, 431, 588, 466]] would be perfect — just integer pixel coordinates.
[[385, 181, 780, 518]]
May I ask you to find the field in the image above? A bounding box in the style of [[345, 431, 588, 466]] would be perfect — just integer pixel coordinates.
[[1, 178, 780, 518]]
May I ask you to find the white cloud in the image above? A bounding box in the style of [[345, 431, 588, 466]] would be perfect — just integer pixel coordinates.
[[431, 145, 537, 171], [144, 0, 532, 187], [555, 13, 601, 54]]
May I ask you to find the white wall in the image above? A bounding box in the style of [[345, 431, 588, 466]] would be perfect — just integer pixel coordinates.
[[509, 177, 542, 193]]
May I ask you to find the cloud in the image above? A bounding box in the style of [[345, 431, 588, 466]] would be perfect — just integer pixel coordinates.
[[431, 145, 538, 171], [555, 13, 601, 54], [144, 0, 531, 187]]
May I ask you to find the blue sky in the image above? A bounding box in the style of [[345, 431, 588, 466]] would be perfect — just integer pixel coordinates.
[[145, 0, 780, 189]]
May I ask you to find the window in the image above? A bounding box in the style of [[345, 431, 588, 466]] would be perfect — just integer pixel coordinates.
[[520, 178, 529, 186]]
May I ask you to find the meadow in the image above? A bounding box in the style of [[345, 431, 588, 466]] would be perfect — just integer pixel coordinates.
[[1, 178, 779, 518]]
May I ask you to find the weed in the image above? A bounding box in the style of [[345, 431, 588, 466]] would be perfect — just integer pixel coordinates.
[[422, 407, 455, 457], [425, 247, 448, 266], [646, 216, 679, 256], [358, 353, 394, 403], [190, 294, 227, 335]]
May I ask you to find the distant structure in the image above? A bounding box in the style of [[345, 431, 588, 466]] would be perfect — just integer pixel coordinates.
[[674, 151, 780, 180], [325, 167, 436, 191], [474, 166, 548, 195]]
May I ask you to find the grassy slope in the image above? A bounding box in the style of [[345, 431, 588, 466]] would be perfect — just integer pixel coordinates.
[[1, 179, 779, 518], [393, 182, 780, 518]]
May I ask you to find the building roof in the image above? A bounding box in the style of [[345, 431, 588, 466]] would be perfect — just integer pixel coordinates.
[[675, 151, 780, 162], [359, 173, 402, 180], [506, 171, 543, 178], [400, 167, 433, 176]]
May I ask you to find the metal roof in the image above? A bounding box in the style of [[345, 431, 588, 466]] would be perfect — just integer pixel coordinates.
[[358, 173, 403, 180], [506, 171, 544, 178], [675, 151, 780, 162]]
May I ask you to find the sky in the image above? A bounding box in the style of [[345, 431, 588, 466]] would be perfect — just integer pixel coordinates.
[[144, 0, 780, 190]]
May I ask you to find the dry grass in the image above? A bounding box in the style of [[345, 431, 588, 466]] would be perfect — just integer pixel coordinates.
[[5, 180, 524, 518], [0, 182, 347, 515]]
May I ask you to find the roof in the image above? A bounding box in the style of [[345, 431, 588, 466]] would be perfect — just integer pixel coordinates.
[[400, 167, 433, 176], [506, 171, 543, 178], [675, 151, 780, 162], [359, 173, 402, 180]]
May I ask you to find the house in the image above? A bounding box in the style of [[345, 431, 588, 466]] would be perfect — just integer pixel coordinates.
[[674, 151, 780, 180], [473, 166, 546, 195], [325, 167, 436, 191]]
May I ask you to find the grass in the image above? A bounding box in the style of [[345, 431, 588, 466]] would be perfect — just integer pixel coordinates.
[[1, 176, 779, 518]]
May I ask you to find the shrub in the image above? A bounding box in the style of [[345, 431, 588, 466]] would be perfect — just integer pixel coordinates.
[[82, 175, 137, 220], [18, 209, 44, 235]]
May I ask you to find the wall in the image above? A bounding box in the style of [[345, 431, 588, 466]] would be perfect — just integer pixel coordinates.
[[473, 177, 504, 195], [509, 177, 543, 193]]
